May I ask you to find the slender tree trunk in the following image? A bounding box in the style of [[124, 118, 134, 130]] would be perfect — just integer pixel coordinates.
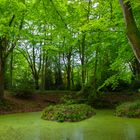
[[0, 39, 6, 100], [119, 0, 140, 62], [0, 55, 5, 100], [93, 32, 100, 92], [41, 51, 45, 90], [81, 33, 86, 89], [71, 55, 74, 89], [34, 76, 39, 90], [93, 45, 99, 91], [34, 70, 39, 90], [9, 50, 13, 89], [66, 52, 71, 90], [55, 53, 63, 89]]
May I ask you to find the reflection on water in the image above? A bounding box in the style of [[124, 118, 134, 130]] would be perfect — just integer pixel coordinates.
[[73, 128, 83, 140], [28, 126, 84, 140], [0, 123, 139, 140], [62, 127, 84, 140], [124, 125, 136, 140]]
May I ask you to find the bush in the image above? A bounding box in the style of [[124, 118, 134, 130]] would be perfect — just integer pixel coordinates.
[[60, 94, 76, 105], [41, 104, 95, 122], [77, 84, 96, 103], [115, 101, 140, 118]]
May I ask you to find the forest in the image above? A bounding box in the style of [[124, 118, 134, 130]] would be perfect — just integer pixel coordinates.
[[0, 0, 140, 96], [0, 0, 140, 140]]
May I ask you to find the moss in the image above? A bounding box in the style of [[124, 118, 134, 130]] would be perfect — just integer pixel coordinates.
[[41, 104, 95, 122]]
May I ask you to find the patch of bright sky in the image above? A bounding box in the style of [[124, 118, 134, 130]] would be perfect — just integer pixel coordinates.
[[92, 2, 99, 8], [67, 0, 99, 7]]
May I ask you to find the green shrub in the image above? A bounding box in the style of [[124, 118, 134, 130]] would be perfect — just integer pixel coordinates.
[[115, 101, 140, 118], [41, 104, 95, 122], [60, 95, 76, 105]]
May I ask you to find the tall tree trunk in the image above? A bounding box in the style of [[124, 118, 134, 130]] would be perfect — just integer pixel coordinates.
[[66, 52, 71, 90], [0, 38, 6, 100], [41, 51, 46, 91], [119, 0, 140, 62], [0, 54, 5, 100], [55, 53, 63, 89], [93, 45, 99, 91], [71, 55, 74, 89], [81, 33, 86, 89], [130, 58, 140, 80], [0, 13, 23, 100], [9, 50, 13, 89], [34, 75, 39, 90]]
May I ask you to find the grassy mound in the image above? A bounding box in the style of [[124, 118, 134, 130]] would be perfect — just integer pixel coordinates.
[[115, 100, 140, 118], [41, 104, 95, 122]]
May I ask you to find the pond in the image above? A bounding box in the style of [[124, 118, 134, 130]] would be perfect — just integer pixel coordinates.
[[0, 110, 140, 140]]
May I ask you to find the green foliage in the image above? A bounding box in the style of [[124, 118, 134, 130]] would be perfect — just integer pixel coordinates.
[[12, 69, 34, 90], [60, 94, 76, 105], [77, 84, 98, 103], [1, 0, 139, 95], [115, 101, 140, 118], [11, 68, 34, 98], [41, 104, 95, 122]]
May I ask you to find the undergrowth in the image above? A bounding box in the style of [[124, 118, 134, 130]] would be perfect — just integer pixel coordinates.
[[115, 100, 140, 118]]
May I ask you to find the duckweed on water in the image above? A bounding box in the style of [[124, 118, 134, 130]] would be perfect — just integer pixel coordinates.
[[41, 104, 95, 122], [0, 110, 140, 140]]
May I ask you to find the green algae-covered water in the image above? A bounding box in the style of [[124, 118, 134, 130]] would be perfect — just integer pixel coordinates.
[[0, 110, 140, 140]]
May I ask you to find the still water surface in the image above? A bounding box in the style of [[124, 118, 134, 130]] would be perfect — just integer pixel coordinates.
[[0, 110, 140, 140]]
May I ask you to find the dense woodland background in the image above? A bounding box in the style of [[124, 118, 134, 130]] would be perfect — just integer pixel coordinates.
[[0, 0, 140, 100]]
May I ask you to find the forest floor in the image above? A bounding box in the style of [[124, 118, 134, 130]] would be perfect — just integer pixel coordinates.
[[0, 91, 140, 115]]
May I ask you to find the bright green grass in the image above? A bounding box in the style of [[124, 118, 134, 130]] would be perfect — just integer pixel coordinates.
[[0, 110, 140, 140]]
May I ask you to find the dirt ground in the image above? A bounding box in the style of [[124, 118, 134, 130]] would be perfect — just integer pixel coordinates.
[[0, 91, 64, 114]]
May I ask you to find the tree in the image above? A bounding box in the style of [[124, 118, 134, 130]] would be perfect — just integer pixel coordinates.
[[19, 41, 43, 90], [0, 0, 25, 100], [1, 0, 139, 96], [119, 0, 140, 63]]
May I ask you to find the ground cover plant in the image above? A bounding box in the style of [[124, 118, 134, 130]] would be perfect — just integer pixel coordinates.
[[41, 104, 95, 122], [115, 100, 140, 118]]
